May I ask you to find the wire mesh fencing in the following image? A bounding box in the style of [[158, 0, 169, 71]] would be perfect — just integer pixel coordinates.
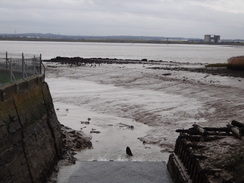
[[0, 52, 44, 87]]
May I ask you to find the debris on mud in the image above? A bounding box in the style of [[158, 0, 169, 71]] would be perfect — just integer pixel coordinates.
[[47, 125, 92, 182], [60, 124, 92, 165], [168, 120, 244, 183]]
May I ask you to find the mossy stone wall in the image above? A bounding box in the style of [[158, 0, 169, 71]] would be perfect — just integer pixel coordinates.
[[0, 75, 63, 183]]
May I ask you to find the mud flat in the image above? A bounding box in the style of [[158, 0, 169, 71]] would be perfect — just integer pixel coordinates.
[[44, 57, 244, 181]]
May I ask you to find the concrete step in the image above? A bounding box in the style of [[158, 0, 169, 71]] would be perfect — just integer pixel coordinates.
[[65, 161, 173, 183]]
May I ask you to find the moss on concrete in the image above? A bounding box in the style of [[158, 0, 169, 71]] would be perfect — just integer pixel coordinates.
[[0, 76, 63, 183]]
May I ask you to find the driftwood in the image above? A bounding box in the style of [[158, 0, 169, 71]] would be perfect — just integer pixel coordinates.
[[176, 129, 199, 135], [191, 154, 208, 160], [187, 144, 205, 149], [178, 135, 203, 141], [203, 127, 228, 132], [200, 168, 222, 175], [193, 124, 206, 135], [119, 123, 134, 129], [171, 121, 243, 183], [178, 134, 223, 142], [231, 120, 244, 128], [239, 128, 244, 136], [202, 136, 224, 141], [227, 124, 241, 139], [177, 127, 230, 136]]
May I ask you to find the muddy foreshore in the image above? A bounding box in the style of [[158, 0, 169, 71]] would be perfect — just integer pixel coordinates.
[[44, 56, 244, 78], [44, 57, 244, 182]]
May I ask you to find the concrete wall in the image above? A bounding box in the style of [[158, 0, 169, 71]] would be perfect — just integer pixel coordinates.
[[0, 75, 63, 183]]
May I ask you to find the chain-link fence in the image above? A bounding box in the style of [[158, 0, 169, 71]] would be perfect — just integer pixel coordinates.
[[0, 52, 44, 86]]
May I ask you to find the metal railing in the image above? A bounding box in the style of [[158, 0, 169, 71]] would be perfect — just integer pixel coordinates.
[[0, 52, 44, 86]]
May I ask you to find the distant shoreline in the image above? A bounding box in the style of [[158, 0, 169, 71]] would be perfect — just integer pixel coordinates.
[[1, 37, 244, 46]]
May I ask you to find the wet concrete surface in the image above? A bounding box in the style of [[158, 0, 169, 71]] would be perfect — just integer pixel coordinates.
[[63, 161, 173, 183]]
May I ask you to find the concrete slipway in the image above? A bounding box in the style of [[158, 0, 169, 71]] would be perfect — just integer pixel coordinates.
[[64, 161, 173, 183]]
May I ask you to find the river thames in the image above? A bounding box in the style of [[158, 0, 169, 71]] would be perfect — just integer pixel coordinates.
[[0, 41, 243, 63]]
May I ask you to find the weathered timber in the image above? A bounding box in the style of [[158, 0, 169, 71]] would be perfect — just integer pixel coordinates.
[[176, 129, 199, 135], [203, 127, 228, 132], [186, 144, 205, 150], [231, 120, 244, 128], [199, 168, 222, 175], [191, 154, 208, 160], [227, 124, 241, 139], [178, 135, 223, 142], [193, 124, 206, 135], [177, 127, 230, 137], [169, 121, 244, 183], [239, 128, 244, 136]]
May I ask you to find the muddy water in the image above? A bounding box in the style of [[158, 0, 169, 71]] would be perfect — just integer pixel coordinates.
[[55, 102, 169, 161], [47, 78, 173, 182], [47, 78, 172, 162]]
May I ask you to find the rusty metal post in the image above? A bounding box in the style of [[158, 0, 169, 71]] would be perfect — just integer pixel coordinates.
[[5, 52, 8, 70], [10, 58, 13, 82], [40, 54, 42, 74], [22, 53, 25, 79]]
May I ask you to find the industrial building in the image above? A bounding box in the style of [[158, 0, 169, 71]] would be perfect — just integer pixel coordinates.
[[204, 34, 221, 43]]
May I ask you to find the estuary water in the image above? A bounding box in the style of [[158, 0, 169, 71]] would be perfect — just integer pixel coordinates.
[[0, 40, 243, 63]]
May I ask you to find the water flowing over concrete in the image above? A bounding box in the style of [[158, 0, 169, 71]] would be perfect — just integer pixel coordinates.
[[59, 161, 173, 183]]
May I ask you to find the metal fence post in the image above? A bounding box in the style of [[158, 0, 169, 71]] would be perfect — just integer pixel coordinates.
[[5, 52, 8, 70], [33, 55, 36, 75], [1, 52, 43, 86], [22, 53, 25, 79], [40, 54, 42, 74], [10, 59, 13, 82]]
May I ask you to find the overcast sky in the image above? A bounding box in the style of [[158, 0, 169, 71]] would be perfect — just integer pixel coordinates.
[[0, 0, 244, 39]]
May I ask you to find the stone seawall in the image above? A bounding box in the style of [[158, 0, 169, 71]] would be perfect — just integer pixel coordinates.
[[0, 75, 63, 183]]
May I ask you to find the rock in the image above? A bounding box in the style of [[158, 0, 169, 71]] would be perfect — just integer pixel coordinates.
[[162, 73, 172, 76], [90, 130, 100, 134], [126, 146, 133, 156], [81, 121, 90, 125]]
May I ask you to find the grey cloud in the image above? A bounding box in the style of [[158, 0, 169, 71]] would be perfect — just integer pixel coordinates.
[[0, 0, 243, 38]]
